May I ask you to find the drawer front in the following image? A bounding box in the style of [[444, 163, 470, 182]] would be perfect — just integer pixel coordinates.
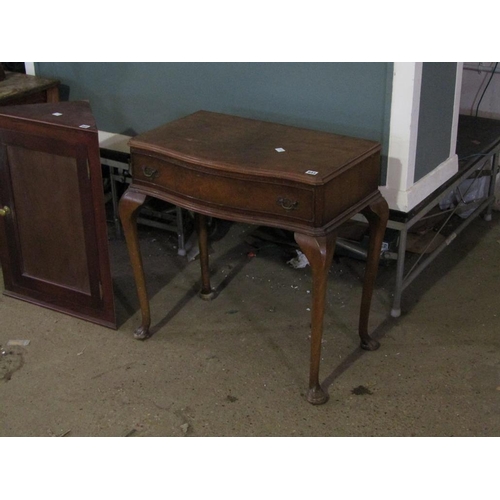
[[132, 154, 314, 222]]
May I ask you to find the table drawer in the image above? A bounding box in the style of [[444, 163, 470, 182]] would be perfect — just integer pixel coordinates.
[[132, 153, 314, 222]]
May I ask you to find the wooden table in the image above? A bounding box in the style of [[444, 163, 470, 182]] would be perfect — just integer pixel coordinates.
[[0, 71, 59, 106], [119, 111, 389, 404]]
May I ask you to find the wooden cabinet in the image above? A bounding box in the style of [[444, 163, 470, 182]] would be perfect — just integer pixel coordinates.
[[0, 101, 116, 328]]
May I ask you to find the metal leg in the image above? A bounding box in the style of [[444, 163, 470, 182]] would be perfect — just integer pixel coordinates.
[[176, 207, 187, 256], [109, 164, 122, 237], [391, 225, 407, 318], [484, 153, 498, 222]]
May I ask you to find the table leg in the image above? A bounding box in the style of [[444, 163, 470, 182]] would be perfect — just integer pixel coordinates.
[[45, 86, 59, 103], [359, 196, 389, 350], [119, 189, 151, 340], [196, 213, 214, 300], [294, 231, 336, 405]]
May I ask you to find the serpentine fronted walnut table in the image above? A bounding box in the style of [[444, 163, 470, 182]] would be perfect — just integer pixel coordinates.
[[119, 111, 389, 405]]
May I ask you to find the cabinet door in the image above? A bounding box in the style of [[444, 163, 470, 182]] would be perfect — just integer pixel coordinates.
[[0, 101, 116, 328]]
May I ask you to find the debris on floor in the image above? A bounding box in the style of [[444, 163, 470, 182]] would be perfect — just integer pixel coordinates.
[[351, 385, 373, 396], [1, 348, 25, 382], [6, 340, 30, 347], [287, 250, 309, 269]]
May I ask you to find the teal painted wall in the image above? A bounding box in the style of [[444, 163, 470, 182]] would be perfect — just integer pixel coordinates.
[[35, 62, 393, 182], [414, 63, 457, 182]]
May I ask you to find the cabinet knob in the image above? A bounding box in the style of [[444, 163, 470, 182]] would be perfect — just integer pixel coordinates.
[[0, 206, 10, 217], [142, 166, 159, 180]]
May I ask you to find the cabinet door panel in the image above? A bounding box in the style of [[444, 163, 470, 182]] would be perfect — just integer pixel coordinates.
[[7, 144, 91, 293], [0, 101, 116, 328]]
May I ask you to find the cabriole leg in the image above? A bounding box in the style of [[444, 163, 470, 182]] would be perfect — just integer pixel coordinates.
[[294, 231, 336, 405], [359, 196, 389, 350], [119, 189, 151, 340]]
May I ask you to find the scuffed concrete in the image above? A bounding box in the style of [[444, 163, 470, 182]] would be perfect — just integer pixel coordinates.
[[1, 213, 499, 437]]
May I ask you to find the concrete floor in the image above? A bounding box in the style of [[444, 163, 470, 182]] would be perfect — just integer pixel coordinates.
[[1, 211, 499, 437]]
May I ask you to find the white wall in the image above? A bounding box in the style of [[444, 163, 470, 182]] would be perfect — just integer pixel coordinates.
[[24, 63, 36, 76], [460, 63, 500, 119]]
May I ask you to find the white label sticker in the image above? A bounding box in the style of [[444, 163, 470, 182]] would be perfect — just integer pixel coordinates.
[[305, 170, 318, 175], [52, 112, 63, 116], [79, 124, 91, 129], [275, 147, 285, 152]]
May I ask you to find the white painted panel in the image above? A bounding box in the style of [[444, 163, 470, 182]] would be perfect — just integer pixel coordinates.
[[384, 63, 462, 212]]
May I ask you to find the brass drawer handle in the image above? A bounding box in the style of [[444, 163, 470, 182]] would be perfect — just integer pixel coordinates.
[[142, 166, 159, 180], [0, 205, 11, 217], [277, 197, 299, 211]]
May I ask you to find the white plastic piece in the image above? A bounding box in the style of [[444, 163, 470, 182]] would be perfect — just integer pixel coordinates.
[[390, 308, 401, 318], [287, 250, 309, 269], [7, 339, 31, 346]]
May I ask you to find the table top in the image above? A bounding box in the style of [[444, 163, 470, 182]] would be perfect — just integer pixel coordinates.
[[0, 71, 59, 103], [130, 110, 380, 186], [0, 101, 97, 134], [129, 110, 383, 236]]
